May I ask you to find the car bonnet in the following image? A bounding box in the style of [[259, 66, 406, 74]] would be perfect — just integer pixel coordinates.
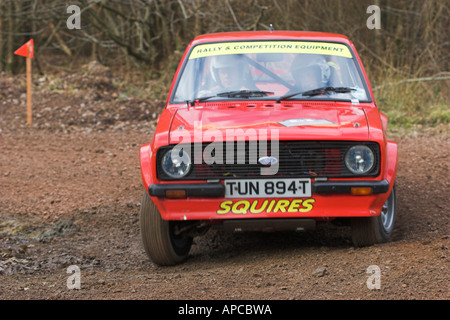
[[168, 102, 369, 144]]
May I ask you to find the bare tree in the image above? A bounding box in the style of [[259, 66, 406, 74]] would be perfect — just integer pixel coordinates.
[[0, 0, 447, 81]]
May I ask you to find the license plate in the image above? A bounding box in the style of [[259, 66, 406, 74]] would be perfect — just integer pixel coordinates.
[[225, 178, 311, 198]]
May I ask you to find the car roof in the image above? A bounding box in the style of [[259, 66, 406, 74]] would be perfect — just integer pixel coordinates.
[[191, 30, 352, 46]]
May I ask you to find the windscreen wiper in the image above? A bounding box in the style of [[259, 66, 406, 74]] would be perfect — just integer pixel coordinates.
[[188, 90, 273, 106], [187, 95, 216, 106], [277, 86, 356, 103], [217, 90, 274, 98], [302, 86, 356, 97]]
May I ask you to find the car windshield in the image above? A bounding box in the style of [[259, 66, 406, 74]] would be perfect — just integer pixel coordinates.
[[171, 40, 370, 103]]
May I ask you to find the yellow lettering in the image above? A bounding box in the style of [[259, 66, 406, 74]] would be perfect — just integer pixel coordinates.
[[299, 199, 315, 212], [217, 198, 316, 215], [216, 201, 232, 214], [249, 200, 269, 214], [232, 200, 250, 214], [287, 199, 303, 212], [266, 200, 276, 213], [273, 200, 290, 213]]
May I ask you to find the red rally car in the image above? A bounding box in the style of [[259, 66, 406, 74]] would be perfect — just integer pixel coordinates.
[[139, 31, 398, 266]]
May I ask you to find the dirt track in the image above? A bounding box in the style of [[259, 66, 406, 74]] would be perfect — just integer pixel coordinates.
[[0, 70, 448, 300]]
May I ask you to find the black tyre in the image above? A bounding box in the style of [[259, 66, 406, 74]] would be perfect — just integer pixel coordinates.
[[140, 191, 193, 266], [351, 184, 396, 247]]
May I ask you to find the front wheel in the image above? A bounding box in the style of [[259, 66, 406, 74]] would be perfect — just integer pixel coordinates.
[[351, 184, 396, 247], [140, 191, 193, 266]]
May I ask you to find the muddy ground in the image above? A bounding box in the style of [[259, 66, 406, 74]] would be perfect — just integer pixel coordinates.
[[0, 67, 448, 300]]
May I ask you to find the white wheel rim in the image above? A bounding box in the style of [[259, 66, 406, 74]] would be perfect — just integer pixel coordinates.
[[380, 188, 395, 232]]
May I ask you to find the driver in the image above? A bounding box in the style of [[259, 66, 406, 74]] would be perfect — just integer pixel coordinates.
[[287, 54, 331, 94], [209, 55, 255, 91]]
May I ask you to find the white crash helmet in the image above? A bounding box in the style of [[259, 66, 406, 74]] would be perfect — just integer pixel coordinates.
[[209, 54, 246, 84], [291, 54, 331, 86]]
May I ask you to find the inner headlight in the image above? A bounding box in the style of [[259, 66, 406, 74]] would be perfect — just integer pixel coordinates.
[[344, 145, 375, 174], [161, 147, 192, 178]]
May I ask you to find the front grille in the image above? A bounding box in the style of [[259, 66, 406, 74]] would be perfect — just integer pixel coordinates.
[[157, 141, 380, 180]]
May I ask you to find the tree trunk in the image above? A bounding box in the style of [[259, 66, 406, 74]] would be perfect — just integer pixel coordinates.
[[6, 0, 14, 73], [0, 0, 3, 71]]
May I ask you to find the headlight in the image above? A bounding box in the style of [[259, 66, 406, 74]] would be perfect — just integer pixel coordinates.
[[161, 147, 192, 178], [344, 145, 375, 174]]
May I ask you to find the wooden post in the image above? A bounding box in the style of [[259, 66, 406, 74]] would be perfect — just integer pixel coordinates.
[[26, 53, 32, 126], [14, 39, 34, 127]]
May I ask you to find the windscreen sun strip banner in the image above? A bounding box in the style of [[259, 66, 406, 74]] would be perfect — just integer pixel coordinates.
[[189, 41, 353, 59]]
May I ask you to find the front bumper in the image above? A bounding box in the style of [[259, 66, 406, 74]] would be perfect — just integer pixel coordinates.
[[147, 180, 392, 220], [148, 180, 390, 197], [149, 182, 225, 197]]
